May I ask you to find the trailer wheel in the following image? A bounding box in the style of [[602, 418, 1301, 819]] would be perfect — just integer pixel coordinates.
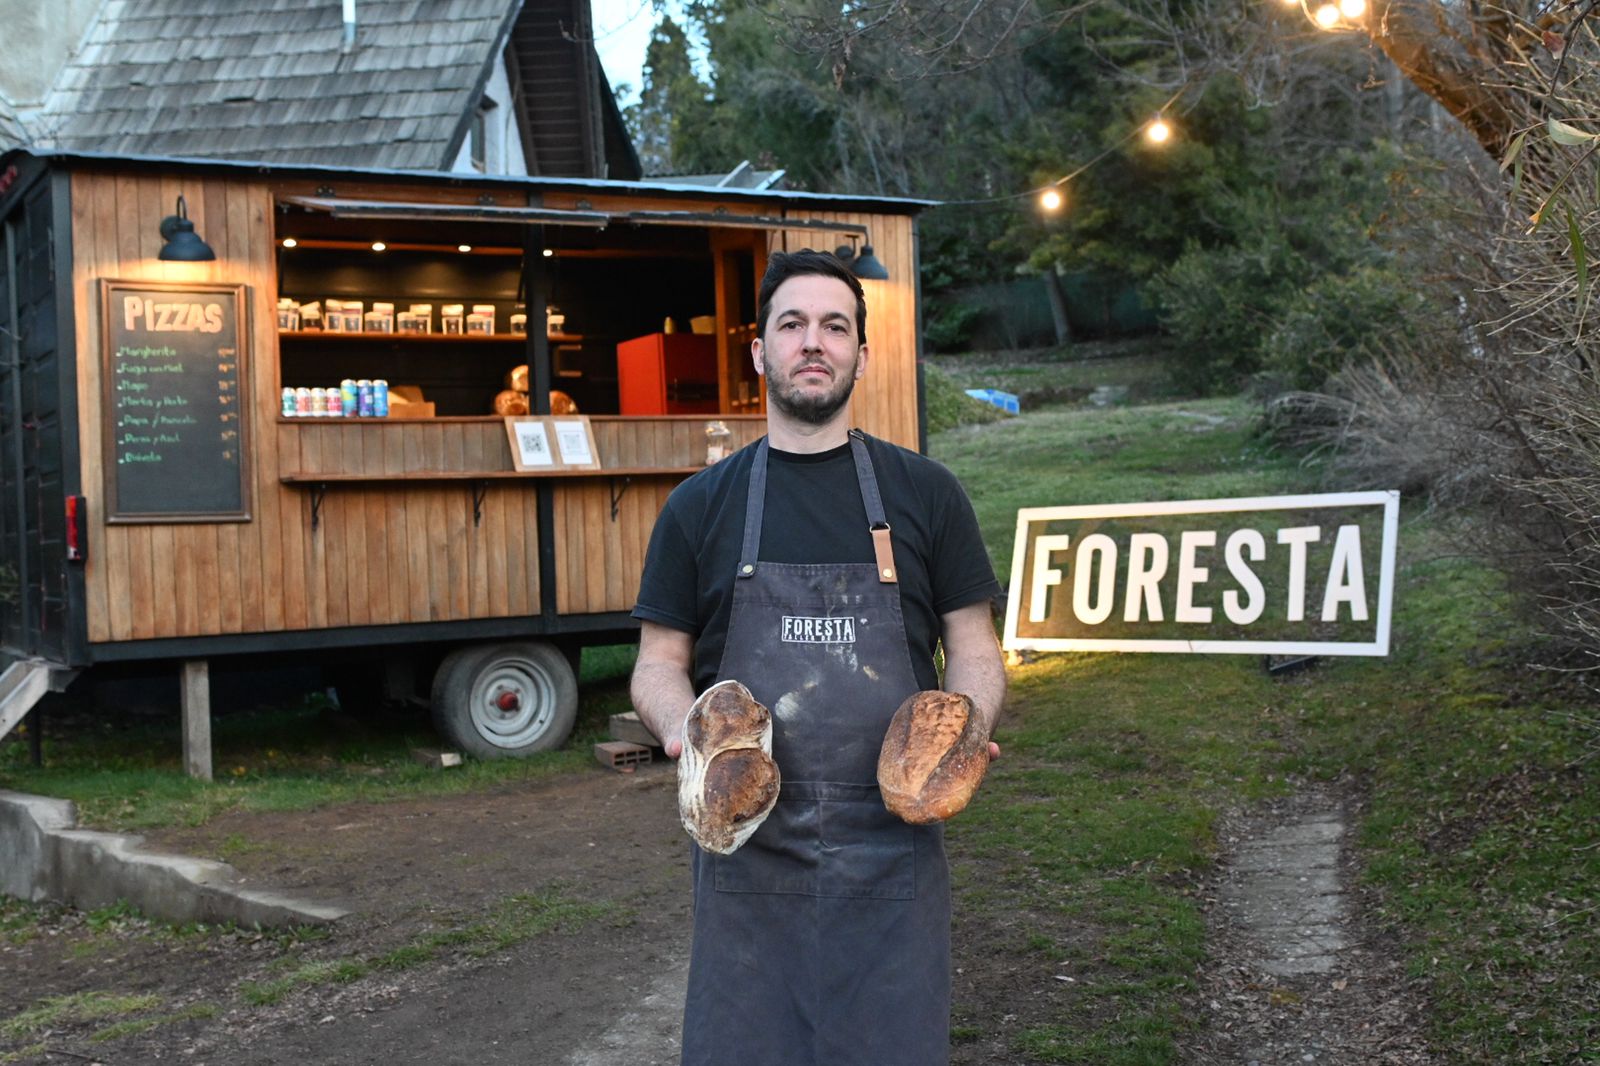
[[430, 642, 578, 758]]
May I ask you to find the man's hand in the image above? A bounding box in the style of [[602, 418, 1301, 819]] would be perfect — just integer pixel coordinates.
[[631, 621, 698, 759]]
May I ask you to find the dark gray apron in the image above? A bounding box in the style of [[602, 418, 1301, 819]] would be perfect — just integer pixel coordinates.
[[681, 433, 950, 1066]]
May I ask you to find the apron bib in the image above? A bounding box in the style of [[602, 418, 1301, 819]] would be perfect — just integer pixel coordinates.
[[680, 434, 951, 1066]]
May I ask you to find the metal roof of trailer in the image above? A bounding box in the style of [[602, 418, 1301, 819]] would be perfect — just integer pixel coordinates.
[[2, 147, 938, 214]]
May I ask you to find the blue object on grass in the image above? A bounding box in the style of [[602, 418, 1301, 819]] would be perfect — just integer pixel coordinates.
[[964, 388, 1019, 414]]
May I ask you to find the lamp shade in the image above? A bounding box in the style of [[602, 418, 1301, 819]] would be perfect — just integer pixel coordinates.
[[157, 196, 216, 261], [833, 243, 890, 281], [850, 245, 889, 281]]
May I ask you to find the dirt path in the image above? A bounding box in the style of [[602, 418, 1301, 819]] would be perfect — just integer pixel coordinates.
[[1189, 784, 1436, 1065], [2, 763, 696, 1065], [1, 766, 1437, 1064]]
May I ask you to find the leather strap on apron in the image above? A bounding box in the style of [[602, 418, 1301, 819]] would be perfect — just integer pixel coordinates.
[[681, 433, 950, 1066]]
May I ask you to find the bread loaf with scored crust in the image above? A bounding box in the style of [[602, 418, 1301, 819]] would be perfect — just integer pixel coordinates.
[[678, 680, 781, 854], [877, 690, 989, 824]]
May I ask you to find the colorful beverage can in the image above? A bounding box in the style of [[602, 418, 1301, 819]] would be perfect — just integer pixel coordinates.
[[324, 387, 342, 417], [340, 379, 358, 417], [294, 386, 312, 416], [357, 379, 374, 418], [372, 379, 389, 417], [281, 387, 296, 417]]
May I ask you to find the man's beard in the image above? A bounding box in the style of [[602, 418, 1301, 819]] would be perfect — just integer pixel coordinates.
[[766, 361, 859, 425]]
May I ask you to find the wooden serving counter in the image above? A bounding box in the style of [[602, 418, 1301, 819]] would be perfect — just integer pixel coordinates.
[[276, 414, 765, 480], [270, 415, 767, 619]]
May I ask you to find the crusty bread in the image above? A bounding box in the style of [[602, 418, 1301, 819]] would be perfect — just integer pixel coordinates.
[[877, 690, 989, 824], [678, 680, 781, 854]]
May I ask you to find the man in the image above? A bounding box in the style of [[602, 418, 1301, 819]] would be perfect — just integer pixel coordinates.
[[630, 248, 1006, 1066]]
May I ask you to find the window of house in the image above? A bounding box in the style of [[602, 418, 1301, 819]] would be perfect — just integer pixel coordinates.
[[470, 97, 496, 173]]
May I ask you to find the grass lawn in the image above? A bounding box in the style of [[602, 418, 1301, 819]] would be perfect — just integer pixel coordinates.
[[0, 644, 638, 830], [933, 395, 1599, 1064]]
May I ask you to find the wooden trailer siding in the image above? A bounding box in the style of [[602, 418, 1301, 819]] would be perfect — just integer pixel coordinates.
[[72, 169, 283, 644], [69, 168, 921, 644]]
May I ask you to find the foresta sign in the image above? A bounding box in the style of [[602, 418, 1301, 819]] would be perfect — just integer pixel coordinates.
[[1003, 492, 1399, 656]]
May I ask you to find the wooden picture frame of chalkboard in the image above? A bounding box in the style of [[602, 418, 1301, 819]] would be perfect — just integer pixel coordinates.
[[100, 280, 253, 523]]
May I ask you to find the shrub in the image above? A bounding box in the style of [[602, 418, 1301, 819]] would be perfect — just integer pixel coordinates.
[[922, 362, 1009, 434], [1258, 266, 1439, 392], [1146, 238, 1304, 394], [922, 299, 987, 354]]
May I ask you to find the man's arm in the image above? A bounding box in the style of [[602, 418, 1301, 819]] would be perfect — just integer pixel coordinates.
[[631, 621, 698, 759], [939, 600, 1007, 758]]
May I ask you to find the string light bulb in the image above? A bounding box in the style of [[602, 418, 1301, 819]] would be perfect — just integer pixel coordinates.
[[371, 241, 386, 252], [1337, 0, 1365, 17], [1146, 117, 1172, 144], [1039, 188, 1065, 212], [1313, 3, 1341, 27], [281, 237, 297, 248]]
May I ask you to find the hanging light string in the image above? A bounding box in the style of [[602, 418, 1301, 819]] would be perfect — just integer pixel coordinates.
[[938, 86, 1190, 208]]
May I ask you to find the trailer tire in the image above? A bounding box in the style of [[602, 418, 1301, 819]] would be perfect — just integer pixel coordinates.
[[430, 642, 578, 758]]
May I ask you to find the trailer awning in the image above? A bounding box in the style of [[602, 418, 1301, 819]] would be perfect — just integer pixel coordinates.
[[279, 196, 871, 238]]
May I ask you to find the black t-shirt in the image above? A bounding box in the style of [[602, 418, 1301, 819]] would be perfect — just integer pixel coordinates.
[[632, 433, 1001, 693]]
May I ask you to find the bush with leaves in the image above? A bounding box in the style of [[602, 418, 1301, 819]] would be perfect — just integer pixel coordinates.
[[922, 300, 987, 354], [1258, 265, 1442, 392], [1148, 236, 1305, 394], [922, 363, 1010, 434]]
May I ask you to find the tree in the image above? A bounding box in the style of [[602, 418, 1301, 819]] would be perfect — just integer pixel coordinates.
[[624, 15, 716, 176]]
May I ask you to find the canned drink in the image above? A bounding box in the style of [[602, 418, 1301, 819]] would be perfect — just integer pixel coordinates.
[[295, 386, 312, 416], [340, 379, 358, 418], [324, 387, 342, 417], [357, 379, 373, 418], [281, 387, 296, 417], [372, 379, 389, 418]]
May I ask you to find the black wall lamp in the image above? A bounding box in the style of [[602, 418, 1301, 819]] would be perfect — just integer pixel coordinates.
[[833, 240, 889, 281], [158, 195, 216, 261]]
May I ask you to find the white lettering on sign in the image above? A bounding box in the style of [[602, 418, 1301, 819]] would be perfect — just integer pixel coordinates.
[[1004, 491, 1400, 656], [781, 616, 858, 644], [122, 295, 225, 334]]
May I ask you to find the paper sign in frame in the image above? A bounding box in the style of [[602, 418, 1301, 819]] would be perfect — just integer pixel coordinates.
[[550, 417, 600, 469], [1002, 490, 1400, 657], [503, 415, 601, 472]]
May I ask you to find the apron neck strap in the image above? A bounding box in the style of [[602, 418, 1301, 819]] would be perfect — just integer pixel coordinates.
[[737, 432, 898, 583], [737, 437, 770, 578]]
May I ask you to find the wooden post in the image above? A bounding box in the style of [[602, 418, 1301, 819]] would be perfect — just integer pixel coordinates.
[[181, 660, 213, 781]]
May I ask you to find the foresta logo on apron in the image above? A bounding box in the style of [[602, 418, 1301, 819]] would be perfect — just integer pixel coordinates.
[[780, 615, 857, 643]]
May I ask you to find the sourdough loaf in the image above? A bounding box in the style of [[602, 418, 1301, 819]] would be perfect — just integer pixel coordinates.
[[678, 680, 781, 854], [877, 690, 989, 824]]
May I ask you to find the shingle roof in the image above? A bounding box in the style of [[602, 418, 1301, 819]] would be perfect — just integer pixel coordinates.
[[34, 0, 518, 169], [0, 95, 27, 151]]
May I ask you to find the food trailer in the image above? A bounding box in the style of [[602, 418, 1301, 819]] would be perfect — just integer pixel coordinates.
[[0, 148, 931, 764]]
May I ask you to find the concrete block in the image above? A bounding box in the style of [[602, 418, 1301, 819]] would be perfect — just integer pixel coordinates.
[[0, 791, 77, 900], [595, 740, 652, 770], [0, 788, 347, 928]]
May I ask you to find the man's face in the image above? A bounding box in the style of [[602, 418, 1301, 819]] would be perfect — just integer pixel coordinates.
[[752, 273, 868, 426]]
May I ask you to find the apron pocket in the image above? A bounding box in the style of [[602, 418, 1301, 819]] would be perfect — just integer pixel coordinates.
[[713, 782, 916, 901]]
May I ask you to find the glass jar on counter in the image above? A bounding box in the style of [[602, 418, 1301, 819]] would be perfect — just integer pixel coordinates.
[[705, 420, 732, 465]]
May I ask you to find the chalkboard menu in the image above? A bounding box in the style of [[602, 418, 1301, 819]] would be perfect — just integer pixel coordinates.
[[100, 281, 252, 522]]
